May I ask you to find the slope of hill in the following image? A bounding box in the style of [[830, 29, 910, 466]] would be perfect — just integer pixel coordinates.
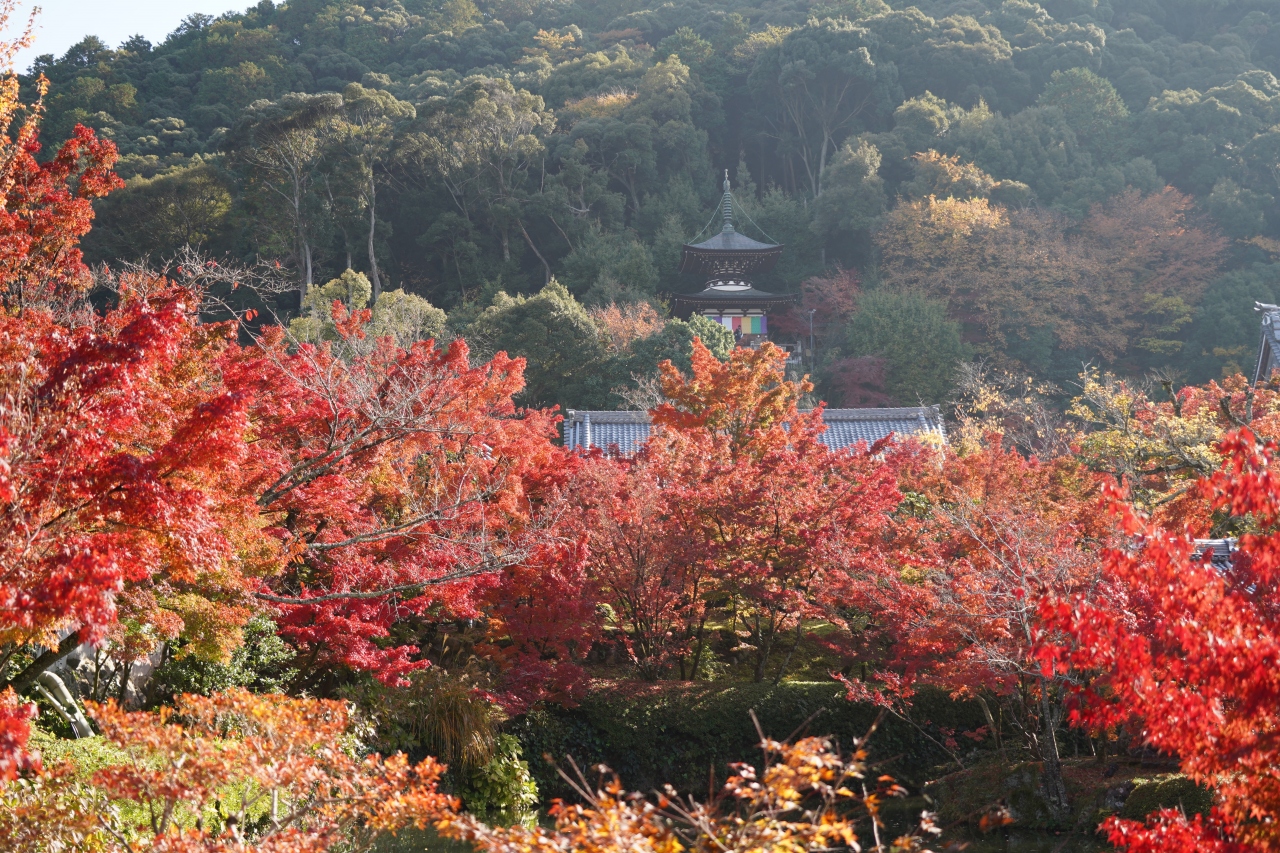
[[25, 0, 1280, 391]]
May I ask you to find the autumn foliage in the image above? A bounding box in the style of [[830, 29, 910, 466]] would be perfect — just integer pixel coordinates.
[[442, 729, 941, 853], [0, 689, 453, 851], [567, 340, 904, 683], [5, 15, 1280, 847], [877, 183, 1225, 365], [229, 310, 568, 688], [1042, 429, 1280, 853], [0, 283, 254, 660]]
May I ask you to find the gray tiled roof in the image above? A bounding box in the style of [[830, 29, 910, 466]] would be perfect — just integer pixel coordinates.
[[563, 406, 946, 455], [562, 410, 654, 456], [1193, 538, 1237, 572]]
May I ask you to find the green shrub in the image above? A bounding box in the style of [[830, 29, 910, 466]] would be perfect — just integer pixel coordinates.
[[512, 681, 987, 799], [1120, 774, 1214, 821], [148, 615, 296, 704], [459, 734, 539, 827], [28, 724, 128, 776]]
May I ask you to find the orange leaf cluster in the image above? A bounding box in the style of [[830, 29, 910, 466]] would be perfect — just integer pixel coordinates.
[[1, 689, 453, 852], [441, 733, 941, 853]]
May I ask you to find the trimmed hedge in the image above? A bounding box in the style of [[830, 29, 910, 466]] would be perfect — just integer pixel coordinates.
[[511, 681, 988, 800]]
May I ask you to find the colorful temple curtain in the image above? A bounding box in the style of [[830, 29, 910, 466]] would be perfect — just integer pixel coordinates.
[[709, 315, 767, 334]]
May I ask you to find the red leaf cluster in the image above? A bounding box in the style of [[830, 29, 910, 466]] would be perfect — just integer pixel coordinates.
[[1041, 430, 1280, 851]]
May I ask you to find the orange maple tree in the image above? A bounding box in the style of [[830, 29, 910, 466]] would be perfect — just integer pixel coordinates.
[[876, 181, 1224, 366], [646, 340, 902, 682]]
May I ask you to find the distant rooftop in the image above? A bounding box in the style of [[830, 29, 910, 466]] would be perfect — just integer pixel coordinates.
[[1193, 538, 1237, 572], [563, 406, 947, 456]]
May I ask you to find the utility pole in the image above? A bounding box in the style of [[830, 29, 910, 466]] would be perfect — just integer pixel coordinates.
[[808, 308, 817, 373]]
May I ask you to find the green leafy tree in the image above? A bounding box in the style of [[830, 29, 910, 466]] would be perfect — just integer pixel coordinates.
[[749, 18, 899, 197], [229, 92, 344, 289], [332, 82, 416, 300], [1035, 68, 1130, 162], [812, 138, 886, 254], [290, 268, 446, 345], [843, 290, 971, 404], [558, 229, 660, 303], [84, 160, 234, 262], [147, 616, 297, 704], [409, 77, 555, 282], [465, 278, 610, 410]]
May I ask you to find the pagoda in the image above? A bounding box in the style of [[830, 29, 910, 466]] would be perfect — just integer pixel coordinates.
[[671, 172, 794, 344]]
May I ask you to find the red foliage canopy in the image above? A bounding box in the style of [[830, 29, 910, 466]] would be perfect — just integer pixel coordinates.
[[1042, 429, 1280, 852], [577, 340, 904, 683], [227, 305, 570, 687]]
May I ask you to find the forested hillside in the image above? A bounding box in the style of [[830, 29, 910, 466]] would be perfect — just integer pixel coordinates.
[[26, 0, 1280, 400]]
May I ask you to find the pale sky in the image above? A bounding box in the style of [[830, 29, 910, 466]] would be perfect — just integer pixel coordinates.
[[12, 0, 252, 72]]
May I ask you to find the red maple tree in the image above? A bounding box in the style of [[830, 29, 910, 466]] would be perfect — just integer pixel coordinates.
[[567, 453, 704, 679], [647, 340, 902, 682], [897, 440, 1113, 810], [1042, 429, 1280, 852], [226, 303, 570, 688]]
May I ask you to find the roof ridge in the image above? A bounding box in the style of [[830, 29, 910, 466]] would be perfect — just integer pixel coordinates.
[[565, 407, 942, 421]]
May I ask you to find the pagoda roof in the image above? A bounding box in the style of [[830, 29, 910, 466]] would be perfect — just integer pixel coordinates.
[[671, 283, 796, 311], [685, 227, 781, 254], [679, 229, 783, 276], [678, 172, 783, 276]]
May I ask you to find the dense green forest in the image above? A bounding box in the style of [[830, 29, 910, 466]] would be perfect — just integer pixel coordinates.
[[26, 0, 1280, 405]]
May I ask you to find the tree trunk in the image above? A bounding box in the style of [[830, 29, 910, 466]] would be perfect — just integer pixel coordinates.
[[518, 219, 552, 284], [36, 672, 92, 738], [686, 613, 709, 681], [3, 633, 81, 693], [1038, 685, 1071, 819], [294, 170, 311, 290], [366, 179, 382, 301], [772, 618, 805, 685], [752, 619, 774, 683], [117, 660, 133, 706], [977, 693, 1005, 760]]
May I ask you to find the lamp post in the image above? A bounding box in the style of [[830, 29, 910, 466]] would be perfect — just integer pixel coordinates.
[[807, 308, 816, 372]]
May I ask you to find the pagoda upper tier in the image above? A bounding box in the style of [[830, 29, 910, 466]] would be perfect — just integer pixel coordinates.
[[672, 173, 793, 317], [678, 173, 784, 283]]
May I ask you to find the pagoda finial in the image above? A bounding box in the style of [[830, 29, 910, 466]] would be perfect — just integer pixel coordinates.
[[721, 169, 734, 232]]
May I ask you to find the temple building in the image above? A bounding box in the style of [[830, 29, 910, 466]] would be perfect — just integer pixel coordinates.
[[564, 407, 948, 456], [670, 172, 796, 346]]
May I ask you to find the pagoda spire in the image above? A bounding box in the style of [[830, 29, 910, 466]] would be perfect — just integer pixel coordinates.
[[721, 169, 735, 232], [672, 168, 793, 322]]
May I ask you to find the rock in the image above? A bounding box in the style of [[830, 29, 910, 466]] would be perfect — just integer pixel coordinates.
[[1103, 780, 1135, 812]]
